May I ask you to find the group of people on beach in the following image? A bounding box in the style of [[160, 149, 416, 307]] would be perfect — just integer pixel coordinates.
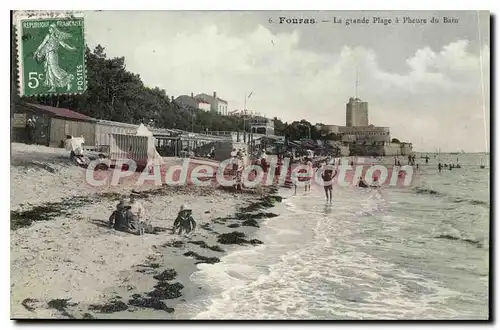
[[108, 192, 197, 236], [438, 162, 461, 172]]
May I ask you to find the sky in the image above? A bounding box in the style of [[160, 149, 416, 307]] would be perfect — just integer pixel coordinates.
[[84, 10, 490, 152]]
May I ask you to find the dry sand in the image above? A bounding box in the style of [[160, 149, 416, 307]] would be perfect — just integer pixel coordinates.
[[10, 143, 274, 319]]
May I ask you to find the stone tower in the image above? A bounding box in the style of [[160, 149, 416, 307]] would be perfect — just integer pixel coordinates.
[[346, 97, 369, 127]]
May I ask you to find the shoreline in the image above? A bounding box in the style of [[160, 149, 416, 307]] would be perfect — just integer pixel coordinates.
[[10, 144, 283, 319]]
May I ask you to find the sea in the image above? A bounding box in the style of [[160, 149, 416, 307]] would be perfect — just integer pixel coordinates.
[[178, 153, 490, 320]]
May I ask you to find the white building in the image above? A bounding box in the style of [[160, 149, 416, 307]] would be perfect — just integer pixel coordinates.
[[175, 93, 211, 112], [249, 116, 275, 136], [195, 91, 228, 115]]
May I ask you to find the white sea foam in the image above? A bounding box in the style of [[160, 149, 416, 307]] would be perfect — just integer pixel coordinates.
[[189, 173, 488, 320]]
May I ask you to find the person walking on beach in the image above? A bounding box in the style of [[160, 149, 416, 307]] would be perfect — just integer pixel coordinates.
[[438, 162, 442, 172], [321, 167, 334, 203], [172, 204, 196, 235]]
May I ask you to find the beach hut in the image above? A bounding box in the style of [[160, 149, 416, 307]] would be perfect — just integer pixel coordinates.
[[93, 120, 139, 148], [108, 124, 164, 169], [12, 102, 96, 147]]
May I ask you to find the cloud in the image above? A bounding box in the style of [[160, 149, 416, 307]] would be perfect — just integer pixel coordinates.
[[87, 20, 490, 152]]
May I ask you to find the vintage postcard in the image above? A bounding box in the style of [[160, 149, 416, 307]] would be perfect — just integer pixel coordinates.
[[10, 10, 490, 320]]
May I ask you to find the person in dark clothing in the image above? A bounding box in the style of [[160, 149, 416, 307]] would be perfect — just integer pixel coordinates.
[[26, 118, 36, 144], [321, 168, 334, 203], [172, 204, 197, 235], [438, 163, 442, 172], [108, 200, 140, 235]]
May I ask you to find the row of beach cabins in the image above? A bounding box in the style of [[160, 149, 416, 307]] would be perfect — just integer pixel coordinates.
[[11, 102, 288, 167]]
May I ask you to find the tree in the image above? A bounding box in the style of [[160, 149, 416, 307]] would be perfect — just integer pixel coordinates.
[[10, 36, 356, 141]]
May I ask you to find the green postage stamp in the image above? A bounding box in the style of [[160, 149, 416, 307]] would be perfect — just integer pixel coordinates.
[[15, 11, 87, 97]]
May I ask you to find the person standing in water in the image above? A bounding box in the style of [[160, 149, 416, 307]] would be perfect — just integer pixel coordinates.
[[305, 159, 313, 192], [321, 167, 334, 203]]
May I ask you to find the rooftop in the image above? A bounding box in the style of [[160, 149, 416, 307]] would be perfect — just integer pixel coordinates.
[[20, 103, 95, 122]]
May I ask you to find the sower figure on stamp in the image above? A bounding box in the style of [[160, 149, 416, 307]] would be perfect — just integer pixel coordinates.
[[33, 24, 76, 92], [172, 204, 197, 235]]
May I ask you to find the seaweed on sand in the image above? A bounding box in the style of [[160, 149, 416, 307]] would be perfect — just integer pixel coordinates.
[[235, 212, 278, 221], [128, 296, 174, 313], [227, 223, 240, 228], [88, 300, 128, 313], [161, 240, 184, 248], [147, 282, 184, 300], [242, 219, 259, 227], [183, 251, 220, 264], [47, 298, 77, 312], [217, 231, 263, 246], [11, 196, 92, 230], [238, 194, 282, 213], [136, 263, 160, 269], [188, 240, 225, 252], [11, 190, 133, 230], [153, 269, 178, 281], [21, 298, 38, 312]]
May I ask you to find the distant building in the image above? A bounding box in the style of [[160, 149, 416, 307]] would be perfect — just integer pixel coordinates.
[[229, 109, 261, 117], [339, 125, 390, 143], [346, 97, 369, 127], [321, 124, 390, 143], [175, 93, 211, 111], [321, 124, 341, 134], [195, 91, 228, 115], [321, 96, 411, 156], [249, 116, 275, 136]]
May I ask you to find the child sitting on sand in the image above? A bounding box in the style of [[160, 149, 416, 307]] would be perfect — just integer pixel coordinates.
[[130, 192, 148, 235], [109, 200, 138, 233], [109, 200, 153, 235], [172, 204, 197, 235]]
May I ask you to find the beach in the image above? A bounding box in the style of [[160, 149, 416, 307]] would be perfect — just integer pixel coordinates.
[[10, 143, 489, 320], [10, 143, 280, 319]]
